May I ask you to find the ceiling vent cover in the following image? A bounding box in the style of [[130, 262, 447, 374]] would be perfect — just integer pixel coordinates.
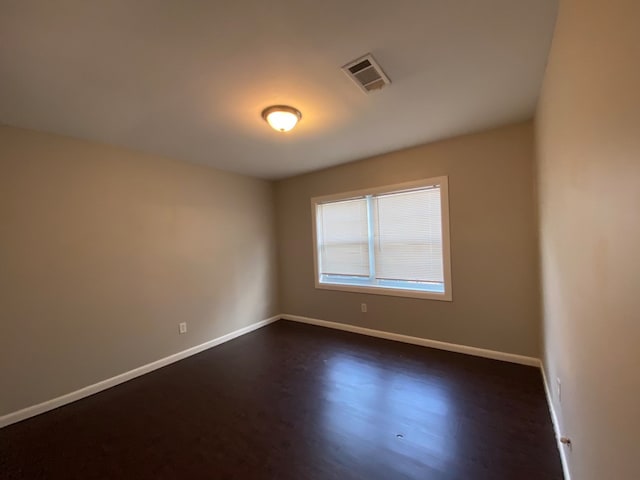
[[342, 53, 391, 93]]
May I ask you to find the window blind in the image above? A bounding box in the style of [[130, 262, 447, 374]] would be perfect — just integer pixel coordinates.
[[317, 198, 370, 277], [373, 188, 443, 283]]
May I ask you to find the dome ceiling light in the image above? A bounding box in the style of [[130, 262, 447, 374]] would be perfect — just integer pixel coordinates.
[[261, 105, 302, 132]]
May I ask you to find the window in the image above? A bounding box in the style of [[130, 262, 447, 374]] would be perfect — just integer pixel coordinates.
[[311, 177, 452, 301]]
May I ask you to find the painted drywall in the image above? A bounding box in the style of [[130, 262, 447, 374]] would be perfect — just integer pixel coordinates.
[[0, 126, 278, 416], [276, 122, 540, 357], [536, 0, 640, 478], [0, 1, 557, 179]]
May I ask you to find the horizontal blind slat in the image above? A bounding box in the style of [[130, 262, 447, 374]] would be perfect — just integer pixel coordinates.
[[317, 198, 370, 277], [373, 188, 444, 282]]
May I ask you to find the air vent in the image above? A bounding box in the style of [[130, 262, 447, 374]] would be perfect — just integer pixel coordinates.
[[342, 54, 391, 93]]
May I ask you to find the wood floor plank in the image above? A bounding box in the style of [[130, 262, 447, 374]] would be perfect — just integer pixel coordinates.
[[0, 320, 563, 479]]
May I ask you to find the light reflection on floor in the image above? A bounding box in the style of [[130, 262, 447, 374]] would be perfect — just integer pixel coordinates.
[[319, 352, 458, 474]]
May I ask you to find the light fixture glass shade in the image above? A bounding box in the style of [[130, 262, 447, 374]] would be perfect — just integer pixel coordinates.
[[262, 105, 301, 132]]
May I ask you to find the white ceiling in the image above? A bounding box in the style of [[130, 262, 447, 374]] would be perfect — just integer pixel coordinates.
[[0, 0, 557, 179]]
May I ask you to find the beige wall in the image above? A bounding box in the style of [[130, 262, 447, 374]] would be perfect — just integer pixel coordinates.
[[536, 0, 640, 478], [276, 122, 540, 357], [0, 126, 278, 416]]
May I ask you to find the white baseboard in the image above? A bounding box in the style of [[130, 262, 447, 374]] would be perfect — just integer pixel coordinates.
[[0, 315, 280, 429], [540, 363, 572, 480], [281, 314, 540, 366], [1, 307, 562, 480]]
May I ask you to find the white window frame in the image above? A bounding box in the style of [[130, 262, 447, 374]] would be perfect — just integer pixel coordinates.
[[311, 176, 452, 301]]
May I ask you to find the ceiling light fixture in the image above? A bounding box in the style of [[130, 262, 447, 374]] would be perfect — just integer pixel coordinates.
[[261, 105, 302, 132]]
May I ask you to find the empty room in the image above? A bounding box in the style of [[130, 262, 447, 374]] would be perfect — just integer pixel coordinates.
[[1, 1, 638, 479]]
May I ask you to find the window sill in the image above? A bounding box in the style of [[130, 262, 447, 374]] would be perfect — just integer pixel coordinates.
[[315, 281, 452, 301]]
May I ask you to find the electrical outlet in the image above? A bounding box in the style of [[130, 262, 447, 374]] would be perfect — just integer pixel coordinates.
[[179, 322, 187, 334], [361, 303, 367, 313], [556, 377, 562, 403]]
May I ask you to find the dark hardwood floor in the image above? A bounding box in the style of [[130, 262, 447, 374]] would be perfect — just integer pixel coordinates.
[[0, 320, 563, 479]]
